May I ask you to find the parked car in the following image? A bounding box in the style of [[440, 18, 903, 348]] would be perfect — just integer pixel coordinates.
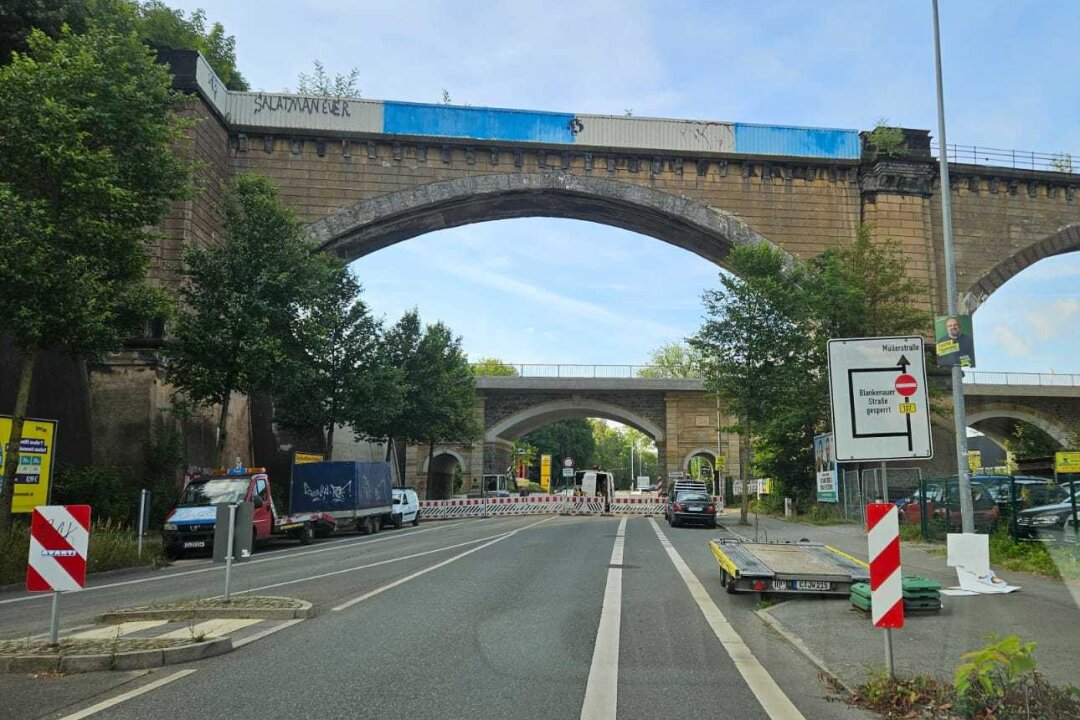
[[666, 490, 717, 528], [898, 479, 999, 531], [1015, 492, 1080, 542], [392, 487, 421, 528]]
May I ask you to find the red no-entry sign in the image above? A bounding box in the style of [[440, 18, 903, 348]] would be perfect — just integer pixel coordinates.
[[894, 374, 918, 397]]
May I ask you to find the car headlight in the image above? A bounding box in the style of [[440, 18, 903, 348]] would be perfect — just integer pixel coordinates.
[[163, 523, 177, 531], [1031, 513, 1066, 526]]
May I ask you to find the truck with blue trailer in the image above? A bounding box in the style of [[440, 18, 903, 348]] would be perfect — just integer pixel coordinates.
[[290, 461, 395, 535], [161, 461, 395, 558]]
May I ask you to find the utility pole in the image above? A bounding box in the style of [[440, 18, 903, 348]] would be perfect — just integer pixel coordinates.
[[931, 0, 975, 533]]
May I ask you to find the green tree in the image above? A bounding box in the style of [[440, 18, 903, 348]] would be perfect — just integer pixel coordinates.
[[295, 60, 360, 97], [637, 342, 703, 378], [1003, 422, 1058, 463], [138, 2, 248, 90], [521, 419, 596, 488], [381, 311, 479, 498], [165, 174, 326, 464], [0, 19, 191, 531], [0, 0, 91, 63], [471, 357, 519, 376], [274, 266, 402, 460], [692, 244, 810, 523]]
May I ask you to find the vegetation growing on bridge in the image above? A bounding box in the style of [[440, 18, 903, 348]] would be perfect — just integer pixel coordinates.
[[692, 225, 928, 516]]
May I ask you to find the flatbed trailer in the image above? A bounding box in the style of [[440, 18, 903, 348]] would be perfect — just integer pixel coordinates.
[[709, 538, 869, 596]]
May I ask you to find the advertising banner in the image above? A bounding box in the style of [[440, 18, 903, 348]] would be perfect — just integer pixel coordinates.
[[814, 433, 838, 503], [0, 416, 59, 513], [540, 454, 551, 491]]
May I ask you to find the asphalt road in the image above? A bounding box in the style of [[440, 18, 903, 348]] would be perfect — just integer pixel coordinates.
[[0, 514, 874, 720]]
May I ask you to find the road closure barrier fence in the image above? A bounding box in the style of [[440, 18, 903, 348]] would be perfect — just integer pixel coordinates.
[[417, 495, 722, 520]]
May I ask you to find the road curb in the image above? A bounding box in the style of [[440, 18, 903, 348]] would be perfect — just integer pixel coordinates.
[[754, 606, 854, 695], [0, 637, 231, 674], [96, 597, 314, 623]]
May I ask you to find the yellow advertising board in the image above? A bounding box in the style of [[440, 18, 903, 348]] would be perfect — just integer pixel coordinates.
[[540, 454, 552, 491], [294, 451, 325, 465], [0, 416, 59, 513], [1056, 451, 1080, 474]]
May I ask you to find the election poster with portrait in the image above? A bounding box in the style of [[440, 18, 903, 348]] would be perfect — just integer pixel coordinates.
[[814, 432, 838, 503], [935, 314, 976, 368]]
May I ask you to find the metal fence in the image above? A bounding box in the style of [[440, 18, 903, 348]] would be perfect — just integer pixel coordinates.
[[838, 467, 923, 525], [471, 363, 670, 378], [933, 142, 1076, 174], [962, 371, 1080, 387]]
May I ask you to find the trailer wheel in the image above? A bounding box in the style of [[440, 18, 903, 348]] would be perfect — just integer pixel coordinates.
[[725, 573, 738, 594], [299, 522, 314, 545], [719, 568, 728, 587]]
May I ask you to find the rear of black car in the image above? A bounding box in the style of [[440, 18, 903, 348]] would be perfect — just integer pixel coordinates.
[[668, 491, 717, 528]]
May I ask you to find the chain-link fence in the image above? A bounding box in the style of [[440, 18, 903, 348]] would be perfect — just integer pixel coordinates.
[[838, 467, 923, 525]]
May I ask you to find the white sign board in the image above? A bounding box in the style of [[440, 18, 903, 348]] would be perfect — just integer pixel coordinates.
[[827, 336, 933, 462]]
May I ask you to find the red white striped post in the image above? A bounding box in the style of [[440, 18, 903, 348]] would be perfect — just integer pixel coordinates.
[[867, 502, 903, 676]]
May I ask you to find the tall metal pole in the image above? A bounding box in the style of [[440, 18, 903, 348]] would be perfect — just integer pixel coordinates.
[[932, 0, 974, 533]]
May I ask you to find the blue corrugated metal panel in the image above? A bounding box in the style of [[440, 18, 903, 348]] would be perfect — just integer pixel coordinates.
[[383, 102, 576, 144], [734, 123, 860, 159]]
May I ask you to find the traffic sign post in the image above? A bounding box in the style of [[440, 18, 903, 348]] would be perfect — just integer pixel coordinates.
[[827, 337, 934, 462], [26, 505, 91, 646]]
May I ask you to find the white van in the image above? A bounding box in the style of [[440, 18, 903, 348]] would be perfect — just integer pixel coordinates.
[[391, 488, 420, 528]]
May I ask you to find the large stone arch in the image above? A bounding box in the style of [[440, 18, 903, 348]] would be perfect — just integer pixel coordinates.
[[961, 223, 1080, 313], [681, 447, 718, 471], [420, 448, 467, 473], [966, 406, 1072, 448], [484, 397, 665, 444], [306, 172, 787, 268]]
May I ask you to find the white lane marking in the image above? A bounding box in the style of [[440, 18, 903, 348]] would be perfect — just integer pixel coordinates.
[[579, 517, 626, 720], [236, 530, 520, 596], [232, 617, 304, 649], [57, 669, 198, 720], [648, 518, 805, 720], [332, 517, 554, 612], [0, 521, 465, 606], [70, 620, 169, 639], [157, 618, 262, 640]]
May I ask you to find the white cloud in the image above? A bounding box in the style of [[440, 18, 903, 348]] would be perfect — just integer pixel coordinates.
[[992, 326, 1030, 357], [1026, 298, 1079, 339]]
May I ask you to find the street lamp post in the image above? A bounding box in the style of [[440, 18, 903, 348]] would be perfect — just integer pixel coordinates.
[[931, 0, 975, 533]]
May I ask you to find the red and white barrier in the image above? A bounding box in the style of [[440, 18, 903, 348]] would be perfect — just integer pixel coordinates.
[[26, 505, 91, 592], [417, 495, 724, 519], [867, 502, 904, 628]]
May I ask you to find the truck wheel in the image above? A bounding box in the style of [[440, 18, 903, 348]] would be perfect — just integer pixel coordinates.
[[372, 516, 381, 533], [359, 517, 373, 535], [299, 522, 314, 545], [165, 547, 184, 561], [393, 514, 403, 529]]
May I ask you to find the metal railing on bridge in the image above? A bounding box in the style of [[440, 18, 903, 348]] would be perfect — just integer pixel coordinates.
[[932, 142, 1076, 174], [962, 371, 1080, 387], [472, 363, 671, 378]]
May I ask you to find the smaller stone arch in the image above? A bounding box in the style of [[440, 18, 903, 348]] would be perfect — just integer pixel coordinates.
[[420, 448, 467, 473], [966, 408, 1071, 448], [681, 447, 719, 471]]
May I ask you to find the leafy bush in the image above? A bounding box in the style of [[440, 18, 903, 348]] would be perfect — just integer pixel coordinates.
[[955, 635, 1080, 720], [51, 465, 132, 523]]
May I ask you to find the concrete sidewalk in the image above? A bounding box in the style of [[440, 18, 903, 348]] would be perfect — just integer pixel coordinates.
[[718, 512, 1080, 689]]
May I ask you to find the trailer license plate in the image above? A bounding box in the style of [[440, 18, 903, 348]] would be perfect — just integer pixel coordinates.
[[795, 580, 830, 591], [183, 541, 206, 549]]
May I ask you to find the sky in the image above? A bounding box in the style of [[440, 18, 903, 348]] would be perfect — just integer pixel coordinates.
[[172, 0, 1080, 373]]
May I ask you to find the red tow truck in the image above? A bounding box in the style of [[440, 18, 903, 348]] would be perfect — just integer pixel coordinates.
[[162, 466, 337, 558]]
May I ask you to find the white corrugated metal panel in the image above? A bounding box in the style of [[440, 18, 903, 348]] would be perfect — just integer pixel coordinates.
[[194, 55, 229, 118], [574, 114, 734, 153], [226, 93, 384, 135]]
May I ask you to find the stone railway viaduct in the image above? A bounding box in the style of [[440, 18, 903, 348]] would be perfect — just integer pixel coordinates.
[[10, 50, 1077, 496]]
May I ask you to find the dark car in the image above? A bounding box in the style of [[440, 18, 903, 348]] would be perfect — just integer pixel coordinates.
[[666, 491, 717, 528], [1016, 492, 1080, 542], [899, 479, 999, 531]]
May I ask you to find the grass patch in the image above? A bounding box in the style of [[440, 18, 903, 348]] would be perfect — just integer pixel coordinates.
[[0, 519, 167, 586], [988, 529, 1080, 581]]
